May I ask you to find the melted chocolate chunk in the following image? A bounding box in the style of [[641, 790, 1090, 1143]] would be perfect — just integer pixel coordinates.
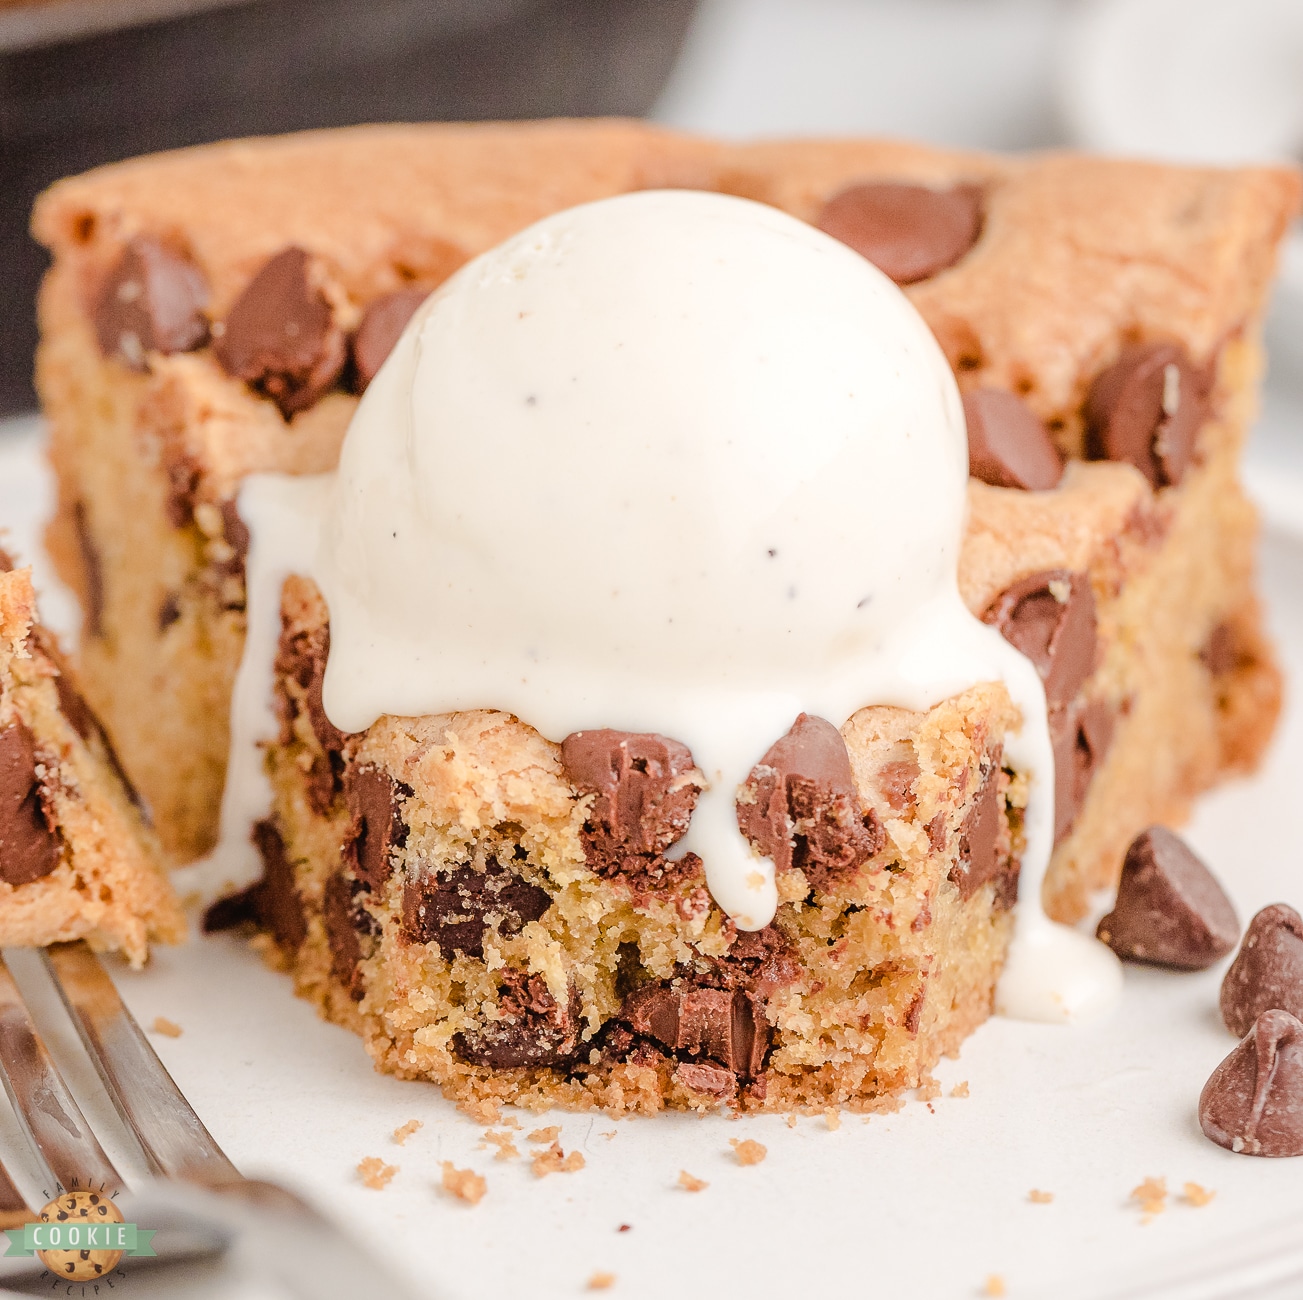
[[963, 388, 1063, 491], [453, 969, 581, 1068], [350, 289, 429, 392], [1221, 904, 1303, 1038], [563, 730, 699, 858], [203, 819, 305, 951], [673, 1061, 735, 1097], [401, 859, 552, 957], [816, 182, 983, 284], [949, 758, 1010, 903], [621, 981, 769, 1078], [1200, 1009, 1303, 1157], [343, 764, 411, 891], [1050, 695, 1115, 845], [1096, 827, 1238, 969], [94, 236, 210, 369], [0, 718, 60, 885], [73, 501, 104, 640], [736, 713, 883, 887], [1085, 342, 1210, 488], [983, 571, 1097, 711], [322, 870, 368, 1001], [1201, 621, 1244, 677], [213, 247, 346, 418], [274, 616, 348, 814]]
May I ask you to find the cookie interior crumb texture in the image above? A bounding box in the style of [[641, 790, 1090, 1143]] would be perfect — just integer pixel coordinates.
[[1182, 1182, 1215, 1207], [729, 1138, 767, 1166], [1131, 1176, 1167, 1219], [677, 1171, 708, 1193], [531, 1144, 585, 1178], [983, 1275, 1007, 1298], [356, 1156, 397, 1190], [439, 1162, 486, 1205], [1028, 1189, 1053, 1204], [587, 1273, 616, 1292], [149, 1015, 182, 1037], [390, 1119, 422, 1145]]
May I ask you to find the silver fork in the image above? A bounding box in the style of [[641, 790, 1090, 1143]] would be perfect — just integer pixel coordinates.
[[0, 942, 422, 1298]]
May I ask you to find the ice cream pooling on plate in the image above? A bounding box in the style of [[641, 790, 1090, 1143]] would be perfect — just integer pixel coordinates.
[[222, 189, 1121, 1023]]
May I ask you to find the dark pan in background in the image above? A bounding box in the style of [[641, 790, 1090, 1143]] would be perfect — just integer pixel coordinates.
[[0, 0, 700, 415]]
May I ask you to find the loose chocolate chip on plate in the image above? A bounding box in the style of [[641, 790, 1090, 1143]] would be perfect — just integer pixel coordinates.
[[964, 388, 1063, 491], [816, 182, 983, 284], [983, 570, 1097, 711], [1221, 904, 1303, 1037], [351, 289, 429, 392], [737, 713, 883, 887], [1096, 827, 1238, 969], [1200, 1009, 1303, 1157], [562, 730, 701, 865], [94, 236, 210, 369], [343, 764, 411, 891], [0, 718, 60, 885], [1085, 342, 1209, 489], [401, 859, 552, 957], [214, 247, 347, 418]]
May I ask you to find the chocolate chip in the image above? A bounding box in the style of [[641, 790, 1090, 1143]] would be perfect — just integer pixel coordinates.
[[1085, 342, 1210, 489], [816, 182, 983, 284], [673, 1061, 735, 1097], [0, 548, 11, 571], [736, 713, 883, 887], [275, 616, 345, 813], [1200, 1009, 1303, 1157], [1096, 828, 1238, 969], [948, 756, 1011, 902], [964, 388, 1063, 491], [453, 969, 581, 1068], [215, 499, 251, 605], [620, 981, 769, 1078], [0, 718, 60, 885], [562, 730, 701, 868], [94, 236, 209, 369], [343, 764, 410, 891], [1050, 695, 1115, 844], [322, 870, 367, 1001], [1201, 621, 1242, 677], [213, 247, 346, 418], [1221, 905, 1303, 1038], [157, 593, 181, 632], [350, 289, 429, 392], [401, 859, 551, 957], [983, 571, 1097, 711], [203, 818, 305, 950], [72, 501, 104, 640]]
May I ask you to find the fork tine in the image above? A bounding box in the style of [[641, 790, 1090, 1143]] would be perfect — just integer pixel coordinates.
[[0, 953, 123, 1196], [41, 943, 239, 1183]]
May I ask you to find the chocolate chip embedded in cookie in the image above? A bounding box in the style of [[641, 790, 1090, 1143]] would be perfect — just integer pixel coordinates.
[[562, 730, 702, 865], [983, 570, 1097, 711], [816, 182, 983, 284], [204, 818, 306, 951], [94, 236, 209, 369], [1200, 1009, 1303, 1157], [351, 289, 430, 392], [343, 764, 411, 891], [1050, 695, 1115, 844], [620, 981, 769, 1078], [453, 969, 581, 1068], [213, 247, 347, 418], [737, 713, 883, 888], [1085, 342, 1210, 489], [401, 859, 552, 957], [949, 756, 1013, 905], [1220, 904, 1303, 1037], [963, 388, 1063, 491], [0, 717, 61, 885], [1096, 827, 1238, 969], [323, 870, 373, 1000]]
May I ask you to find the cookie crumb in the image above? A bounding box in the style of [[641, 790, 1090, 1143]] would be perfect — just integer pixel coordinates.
[[617, 1224, 631, 1233], [1028, 1189, 1053, 1204], [602, 1130, 618, 1141], [357, 1156, 398, 1190], [824, 1107, 841, 1131], [481, 1129, 520, 1161], [531, 1142, 585, 1177], [587, 1272, 616, 1291], [459, 1097, 500, 1124], [786, 1114, 798, 1129], [392, 1119, 422, 1145], [983, 1275, 1006, 1297], [1130, 1176, 1167, 1221], [440, 1161, 487, 1205], [917, 1075, 942, 1102], [950, 1081, 970, 1098], [729, 1138, 767, 1166], [150, 1016, 183, 1038], [528, 1125, 561, 1145], [500, 1115, 521, 1129], [1182, 1182, 1215, 1207], [678, 1170, 708, 1193]]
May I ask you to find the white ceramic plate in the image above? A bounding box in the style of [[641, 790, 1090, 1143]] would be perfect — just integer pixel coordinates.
[[2, 421, 1303, 1300]]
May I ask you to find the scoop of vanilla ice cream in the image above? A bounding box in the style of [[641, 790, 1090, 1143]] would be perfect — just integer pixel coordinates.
[[318, 189, 967, 736]]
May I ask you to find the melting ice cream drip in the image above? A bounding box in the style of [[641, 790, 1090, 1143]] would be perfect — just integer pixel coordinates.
[[215, 189, 1120, 1023]]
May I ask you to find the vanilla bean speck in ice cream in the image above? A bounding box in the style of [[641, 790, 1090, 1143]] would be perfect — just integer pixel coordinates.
[[219, 189, 1120, 1022]]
